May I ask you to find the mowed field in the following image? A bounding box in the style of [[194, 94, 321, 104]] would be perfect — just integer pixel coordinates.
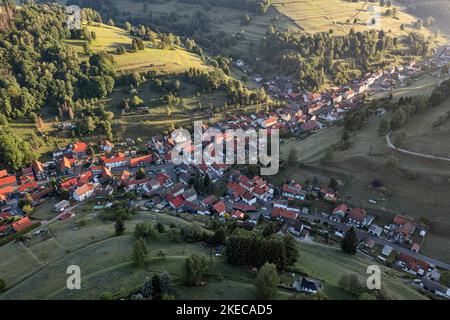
[[67, 23, 208, 74], [273, 0, 442, 42]]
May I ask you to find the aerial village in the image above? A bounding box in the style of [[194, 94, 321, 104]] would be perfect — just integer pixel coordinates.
[[1, 51, 450, 299]]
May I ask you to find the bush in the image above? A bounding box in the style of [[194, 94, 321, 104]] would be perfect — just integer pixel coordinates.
[[0, 278, 6, 292], [182, 254, 212, 286], [182, 224, 205, 243], [338, 274, 365, 296], [156, 222, 166, 233], [134, 223, 158, 241]]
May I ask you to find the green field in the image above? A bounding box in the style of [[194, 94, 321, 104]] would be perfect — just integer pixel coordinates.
[[0, 208, 288, 300], [273, 0, 443, 43], [0, 201, 426, 300], [68, 23, 209, 74], [295, 242, 427, 300]]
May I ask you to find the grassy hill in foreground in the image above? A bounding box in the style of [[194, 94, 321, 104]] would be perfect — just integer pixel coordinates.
[[67, 23, 209, 74], [0, 206, 426, 300]]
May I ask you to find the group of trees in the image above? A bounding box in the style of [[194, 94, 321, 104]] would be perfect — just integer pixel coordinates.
[[263, 28, 400, 91], [0, 114, 37, 170], [0, 4, 117, 119], [178, 0, 271, 13], [225, 231, 299, 270], [338, 273, 392, 300]]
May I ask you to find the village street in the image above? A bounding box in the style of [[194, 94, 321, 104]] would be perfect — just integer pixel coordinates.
[[292, 207, 450, 270]]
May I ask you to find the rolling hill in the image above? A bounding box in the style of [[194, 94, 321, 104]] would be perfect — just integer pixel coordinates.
[[67, 23, 209, 74]]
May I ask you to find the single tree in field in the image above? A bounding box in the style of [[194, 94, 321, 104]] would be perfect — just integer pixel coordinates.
[[255, 262, 279, 300], [0, 278, 6, 292], [115, 219, 125, 236], [182, 254, 211, 286], [209, 227, 226, 246], [132, 238, 148, 268], [287, 148, 297, 166], [328, 177, 338, 191], [341, 227, 358, 255]]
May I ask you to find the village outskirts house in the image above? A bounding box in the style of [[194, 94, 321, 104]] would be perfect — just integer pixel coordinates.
[[73, 183, 96, 202]]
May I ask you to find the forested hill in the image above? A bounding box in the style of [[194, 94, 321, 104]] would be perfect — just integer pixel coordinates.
[[0, 3, 117, 119]]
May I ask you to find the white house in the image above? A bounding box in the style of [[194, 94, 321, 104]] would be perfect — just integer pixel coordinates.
[[73, 183, 96, 202]]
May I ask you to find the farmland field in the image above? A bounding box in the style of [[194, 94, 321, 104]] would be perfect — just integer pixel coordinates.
[[273, 0, 443, 43], [67, 23, 209, 74]]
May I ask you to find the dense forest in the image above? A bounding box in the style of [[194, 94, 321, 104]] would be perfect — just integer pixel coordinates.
[[0, 3, 117, 119]]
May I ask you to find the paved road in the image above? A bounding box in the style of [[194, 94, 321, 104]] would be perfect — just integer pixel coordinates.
[[386, 131, 450, 163], [298, 210, 450, 271]]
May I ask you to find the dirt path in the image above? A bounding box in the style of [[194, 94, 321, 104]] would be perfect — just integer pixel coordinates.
[[386, 131, 450, 163]]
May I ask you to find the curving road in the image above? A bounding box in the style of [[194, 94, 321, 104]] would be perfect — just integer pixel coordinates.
[[386, 131, 450, 163]]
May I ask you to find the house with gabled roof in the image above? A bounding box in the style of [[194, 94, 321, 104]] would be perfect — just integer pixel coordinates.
[[201, 195, 217, 209], [12, 217, 34, 233], [167, 194, 184, 210], [332, 204, 348, 222], [282, 184, 306, 201], [130, 154, 153, 168], [347, 207, 374, 228], [32, 160, 47, 181], [391, 215, 416, 242], [73, 183, 96, 202], [72, 141, 87, 158], [212, 201, 226, 216]]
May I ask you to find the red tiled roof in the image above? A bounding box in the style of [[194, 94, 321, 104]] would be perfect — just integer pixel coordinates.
[[104, 156, 127, 164], [231, 210, 245, 220], [0, 170, 8, 178], [348, 208, 366, 223], [167, 194, 184, 208], [0, 175, 17, 187], [78, 171, 93, 184], [74, 183, 95, 197], [0, 212, 12, 220], [73, 142, 87, 153], [0, 186, 15, 196], [272, 207, 298, 220], [393, 215, 414, 226], [212, 201, 226, 214], [233, 203, 256, 212], [333, 204, 348, 214], [130, 154, 153, 167], [18, 181, 38, 193], [13, 217, 34, 233], [201, 195, 217, 207], [227, 182, 247, 198], [60, 178, 78, 189]]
